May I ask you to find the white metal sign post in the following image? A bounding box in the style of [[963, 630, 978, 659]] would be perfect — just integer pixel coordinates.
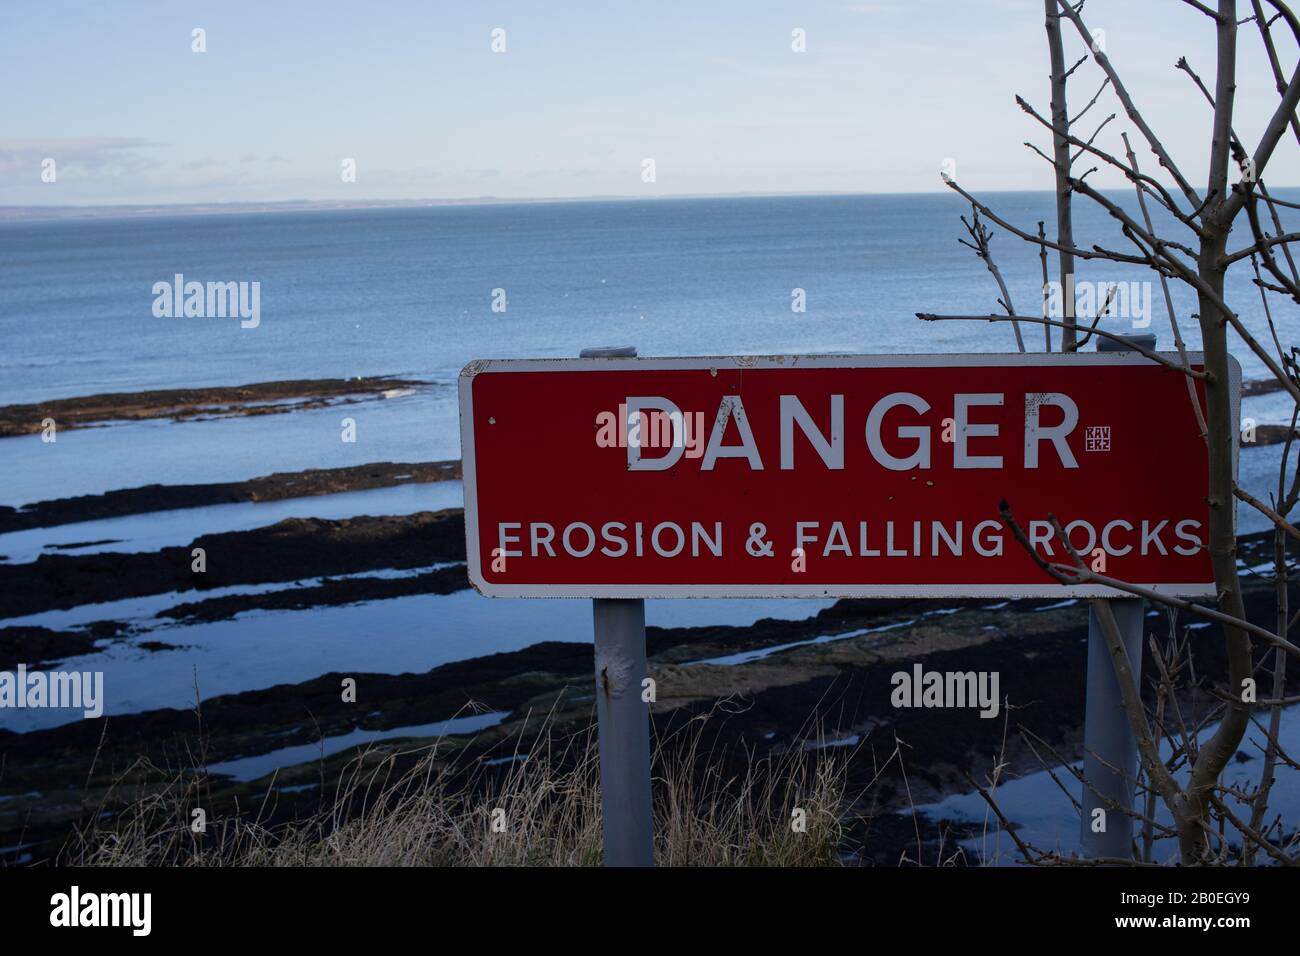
[[579, 346, 654, 868], [1080, 596, 1146, 858]]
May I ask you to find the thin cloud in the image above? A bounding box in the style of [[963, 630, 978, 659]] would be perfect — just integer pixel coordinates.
[[0, 137, 161, 177]]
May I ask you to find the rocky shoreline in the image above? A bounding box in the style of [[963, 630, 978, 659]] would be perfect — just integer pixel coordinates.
[[0, 460, 460, 534], [0, 376, 426, 439], [0, 510, 466, 618], [1, 458, 1297, 865]]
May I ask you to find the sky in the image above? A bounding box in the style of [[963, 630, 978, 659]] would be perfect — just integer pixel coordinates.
[[2, 0, 1299, 206]]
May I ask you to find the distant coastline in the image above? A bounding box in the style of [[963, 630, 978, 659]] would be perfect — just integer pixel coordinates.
[[5, 184, 1298, 225], [0, 188, 1047, 225]]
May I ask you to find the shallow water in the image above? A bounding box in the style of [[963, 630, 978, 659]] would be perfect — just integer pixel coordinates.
[[0, 564, 460, 631], [0, 389, 457, 507], [688, 619, 912, 666], [0, 480, 463, 563], [0, 590, 835, 732], [914, 704, 1300, 865], [206, 710, 510, 783], [0, 439, 1286, 736]]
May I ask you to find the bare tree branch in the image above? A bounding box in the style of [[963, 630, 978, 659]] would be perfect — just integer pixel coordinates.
[[1052, 0, 1204, 211], [958, 206, 1027, 351]]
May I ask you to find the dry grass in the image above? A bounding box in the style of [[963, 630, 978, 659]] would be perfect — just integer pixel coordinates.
[[68, 711, 850, 867]]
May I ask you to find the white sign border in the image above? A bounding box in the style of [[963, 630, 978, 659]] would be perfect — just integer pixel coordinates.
[[458, 352, 1236, 600]]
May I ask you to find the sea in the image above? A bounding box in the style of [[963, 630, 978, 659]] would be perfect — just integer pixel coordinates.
[[2, 191, 1296, 504], [0, 192, 1296, 831]]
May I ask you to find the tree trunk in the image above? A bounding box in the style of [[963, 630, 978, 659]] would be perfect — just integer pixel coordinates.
[[1183, 228, 1252, 862], [1045, 0, 1076, 351]]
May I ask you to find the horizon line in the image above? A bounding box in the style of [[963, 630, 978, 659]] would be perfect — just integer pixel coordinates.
[[10, 183, 1292, 224]]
